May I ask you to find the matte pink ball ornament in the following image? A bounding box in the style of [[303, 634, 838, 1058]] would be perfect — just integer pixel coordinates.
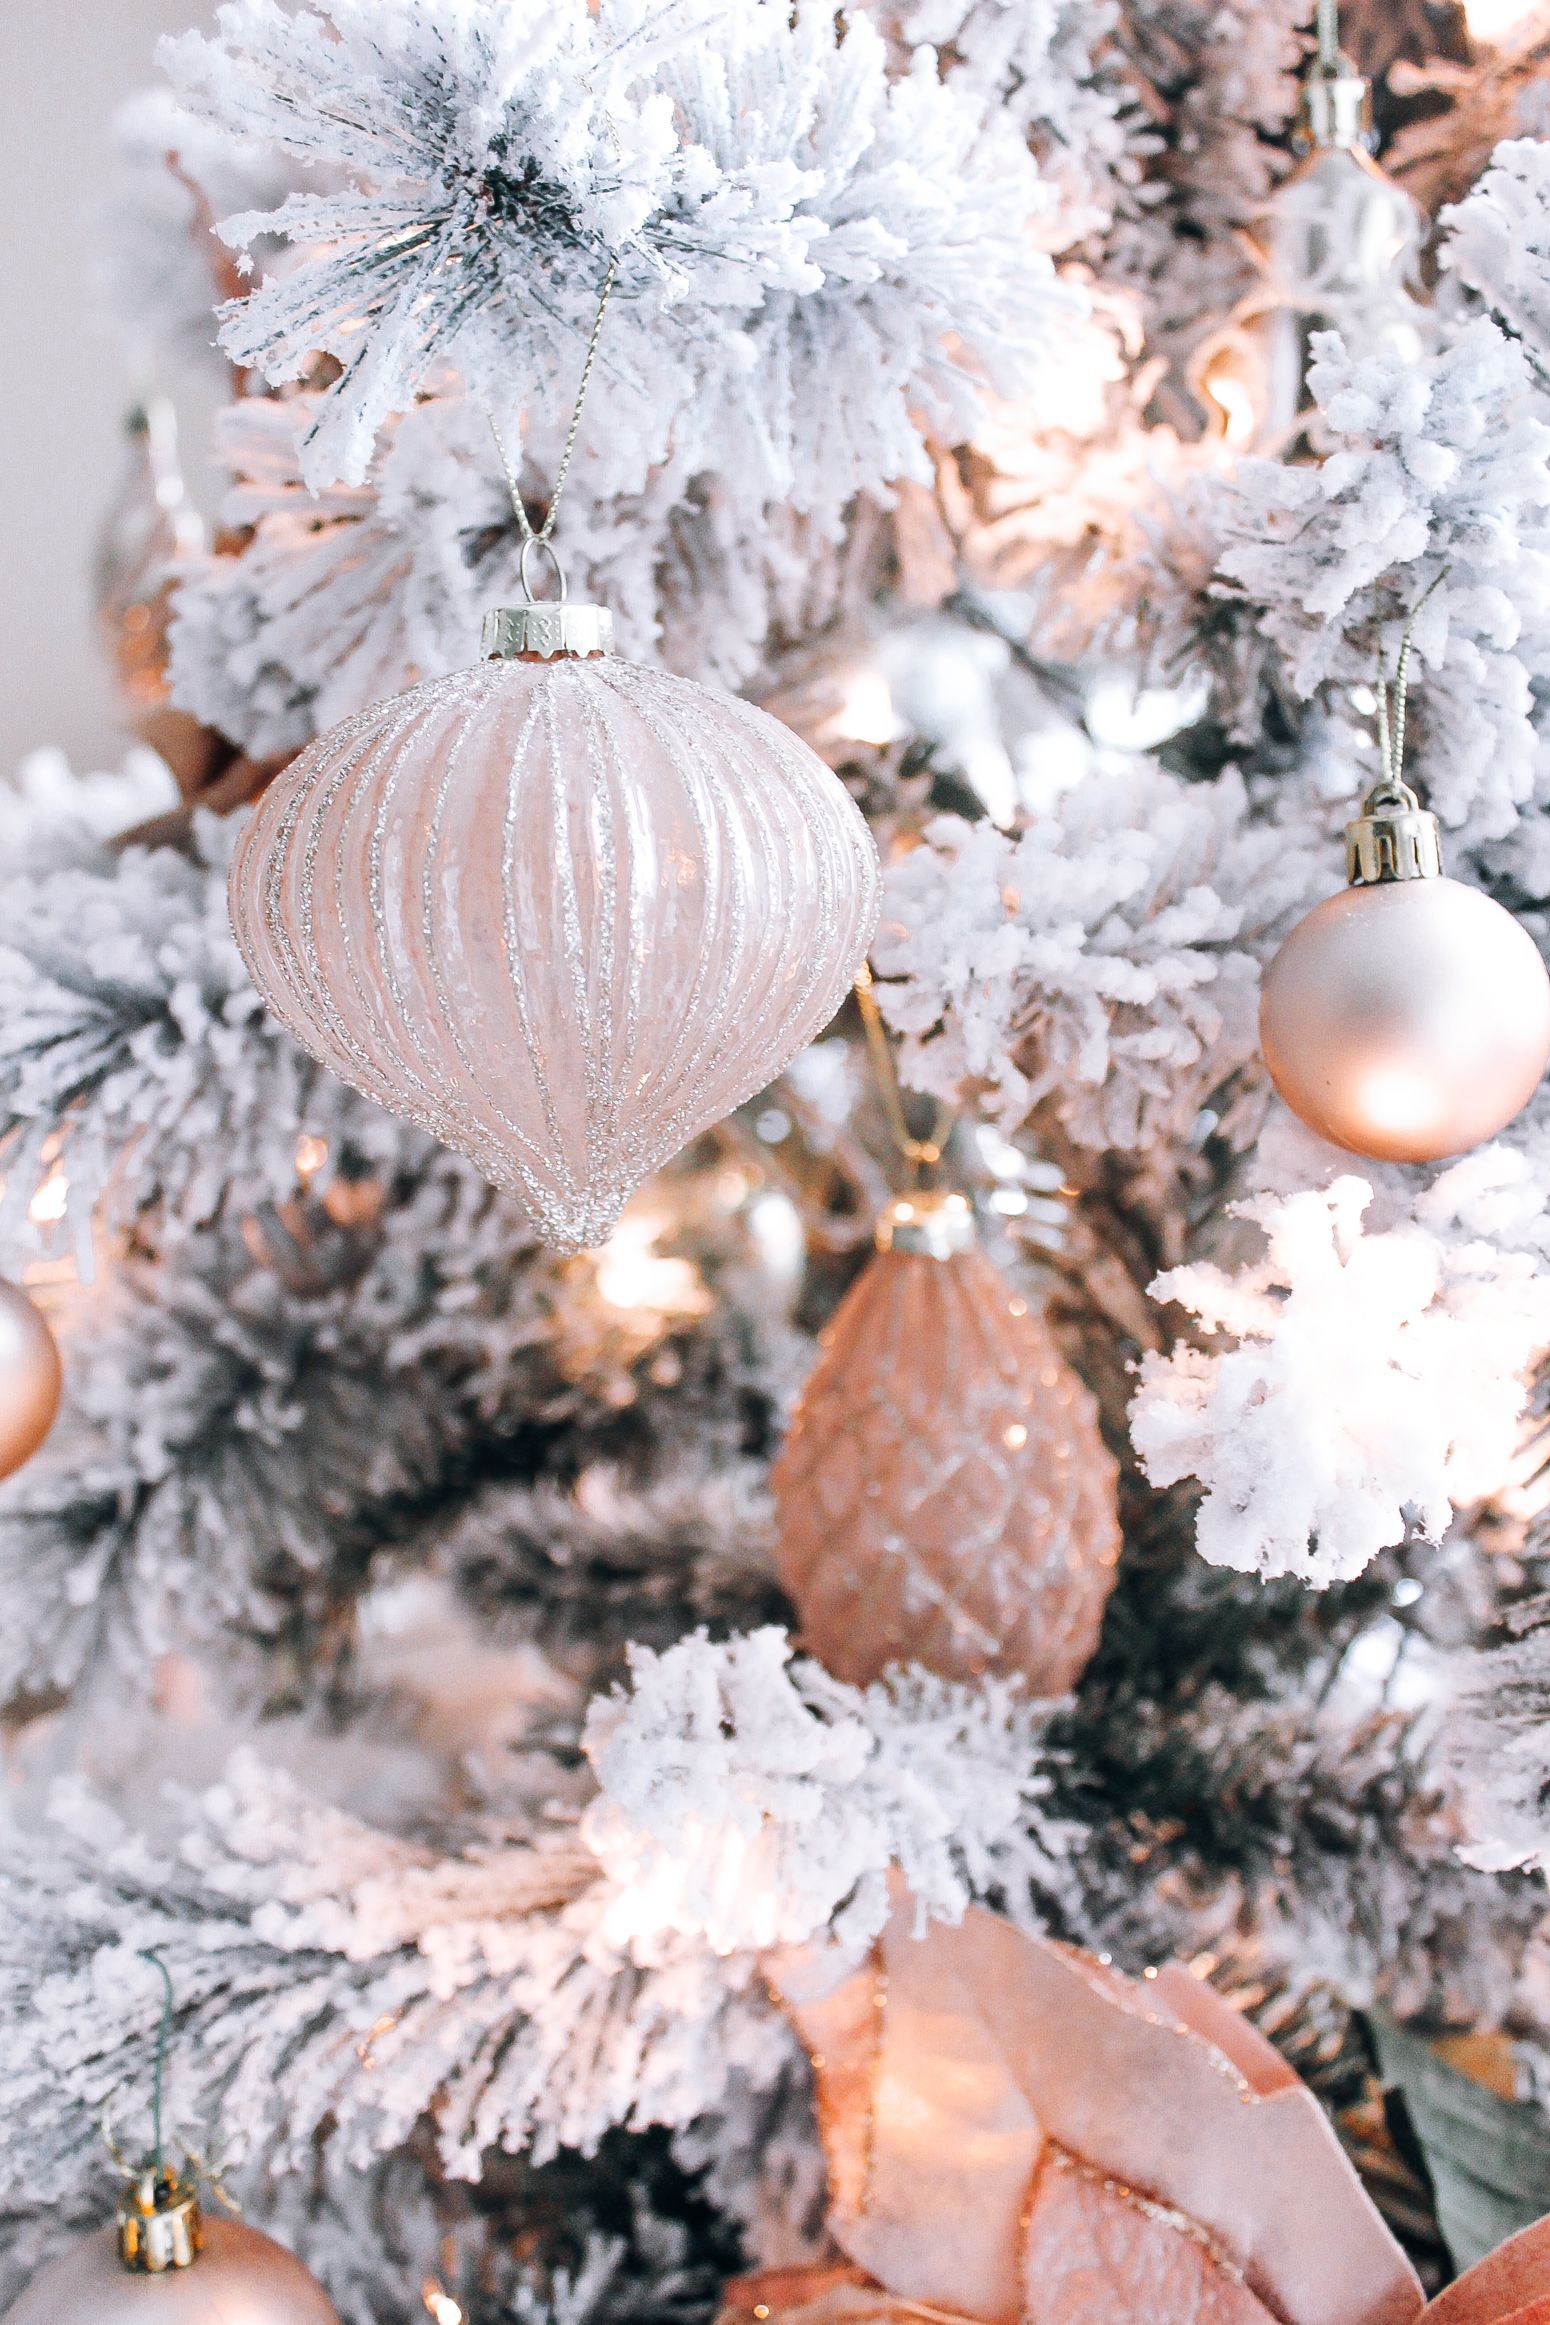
[[230, 598, 881, 1252], [1260, 776, 1550, 1163], [0, 1278, 62, 1482], [3, 2167, 339, 2325]]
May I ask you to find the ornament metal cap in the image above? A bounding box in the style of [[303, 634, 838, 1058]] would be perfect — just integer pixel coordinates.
[[1345, 778, 1443, 886], [116, 2166, 202, 2275], [1298, 53, 1372, 151], [482, 603, 614, 661], [876, 1189, 977, 1260]]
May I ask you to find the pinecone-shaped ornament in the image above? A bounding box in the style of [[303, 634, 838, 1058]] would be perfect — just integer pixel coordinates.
[[770, 1190, 1120, 1693]]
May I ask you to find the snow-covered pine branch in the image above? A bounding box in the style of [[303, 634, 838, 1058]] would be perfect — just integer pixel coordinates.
[[1212, 317, 1550, 853], [0, 1632, 1057, 2281], [1442, 135, 1550, 365], [164, 0, 1084, 519], [1129, 1167, 1550, 1585], [0, 800, 407, 1251], [1446, 1593, 1550, 1882], [581, 1626, 1070, 1954], [165, 391, 841, 758], [870, 764, 1319, 1156], [0, 1155, 570, 1708]]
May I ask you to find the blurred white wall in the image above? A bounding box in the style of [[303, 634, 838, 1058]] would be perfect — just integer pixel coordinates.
[[1, 0, 214, 777]]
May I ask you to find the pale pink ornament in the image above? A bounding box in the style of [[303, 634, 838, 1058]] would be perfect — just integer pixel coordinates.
[[1261, 780, 1550, 1165], [4, 2216, 339, 2325], [770, 1189, 1120, 1695], [230, 604, 880, 1251], [0, 1279, 62, 1483]]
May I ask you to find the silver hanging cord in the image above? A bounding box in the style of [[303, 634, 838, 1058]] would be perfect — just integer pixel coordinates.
[[1376, 568, 1449, 786], [488, 253, 618, 602], [1316, 0, 1340, 70]]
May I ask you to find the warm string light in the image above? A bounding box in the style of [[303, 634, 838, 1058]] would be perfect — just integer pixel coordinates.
[[830, 664, 901, 749], [421, 2284, 464, 2325], [1196, 344, 1259, 448], [294, 1132, 329, 1185], [28, 1167, 69, 1227], [592, 1210, 710, 1321], [1464, 0, 1542, 38], [27, 1128, 69, 1227]]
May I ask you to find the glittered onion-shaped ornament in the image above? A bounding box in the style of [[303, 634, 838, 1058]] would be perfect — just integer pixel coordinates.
[[0, 1278, 61, 1482], [230, 602, 880, 1251], [1261, 778, 1550, 1164], [770, 1190, 1120, 1692], [4, 2168, 338, 2325]]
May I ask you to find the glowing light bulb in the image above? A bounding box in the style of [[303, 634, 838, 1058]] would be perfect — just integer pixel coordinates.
[[1203, 366, 1258, 449], [1465, 0, 1540, 39], [833, 666, 901, 748], [422, 2284, 464, 2324], [294, 1132, 329, 1182], [28, 1170, 68, 1226], [593, 1212, 709, 1320]]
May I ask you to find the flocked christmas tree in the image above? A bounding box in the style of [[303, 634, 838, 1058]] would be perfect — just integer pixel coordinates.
[[20, 0, 1550, 2316]]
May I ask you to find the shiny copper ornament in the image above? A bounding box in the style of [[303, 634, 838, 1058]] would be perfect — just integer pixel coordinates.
[[1261, 779, 1550, 1163], [0, 1279, 62, 1483], [770, 1190, 1120, 1693]]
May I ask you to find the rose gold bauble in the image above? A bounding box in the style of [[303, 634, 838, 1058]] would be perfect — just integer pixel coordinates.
[[770, 1190, 1120, 1692], [230, 607, 880, 1253], [0, 1280, 61, 1482], [3, 2219, 340, 2324], [1261, 875, 1550, 1164]]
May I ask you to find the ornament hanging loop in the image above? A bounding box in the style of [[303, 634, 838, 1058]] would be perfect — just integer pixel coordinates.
[[1381, 565, 1449, 785], [96, 1951, 207, 2276], [519, 535, 569, 607]]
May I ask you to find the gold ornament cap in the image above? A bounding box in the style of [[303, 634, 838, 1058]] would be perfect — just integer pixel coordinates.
[[1345, 778, 1443, 886], [117, 2166, 203, 2274], [876, 1189, 977, 1260], [1298, 53, 1372, 150], [481, 603, 614, 661]]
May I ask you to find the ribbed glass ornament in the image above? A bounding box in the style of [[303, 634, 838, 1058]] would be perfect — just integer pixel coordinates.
[[230, 653, 880, 1251]]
